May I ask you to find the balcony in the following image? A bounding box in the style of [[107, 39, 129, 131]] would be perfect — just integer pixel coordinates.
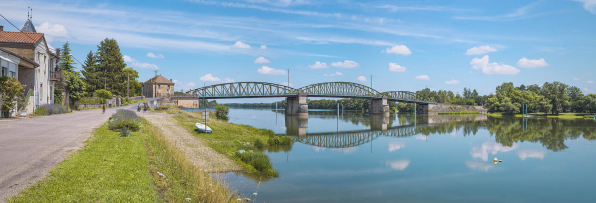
[[50, 66, 61, 81]]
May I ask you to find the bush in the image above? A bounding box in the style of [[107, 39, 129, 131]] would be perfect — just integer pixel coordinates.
[[215, 104, 229, 120], [254, 138, 265, 150], [95, 89, 112, 100], [35, 104, 68, 115], [267, 135, 293, 146], [108, 110, 140, 131], [235, 151, 278, 176]]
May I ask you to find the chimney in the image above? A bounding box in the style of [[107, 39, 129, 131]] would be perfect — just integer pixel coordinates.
[[56, 48, 61, 60], [0, 26, 3, 31], [170, 79, 172, 82]]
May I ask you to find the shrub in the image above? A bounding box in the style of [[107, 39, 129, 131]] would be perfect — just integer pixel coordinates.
[[215, 104, 229, 120], [108, 110, 140, 131], [235, 151, 278, 176], [267, 135, 293, 146], [35, 104, 68, 115], [95, 89, 113, 100], [254, 138, 265, 150]]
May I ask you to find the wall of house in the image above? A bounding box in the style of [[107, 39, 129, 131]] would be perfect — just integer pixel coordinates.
[[143, 82, 175, 98], [142, 83, 154, 98], [34, 38, 51, 107], [0, 52, 20, 117], [0, 43, 35, 60]]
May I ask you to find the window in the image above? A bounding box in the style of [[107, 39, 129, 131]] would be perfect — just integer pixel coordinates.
[[1, 66, 6, 77], [158, 85, 161, 89], [10, 71, 16, 78]]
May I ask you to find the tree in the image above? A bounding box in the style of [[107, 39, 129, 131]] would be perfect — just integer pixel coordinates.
[[215, 104, 229, 120], [567, 86, 584, 112], [95, 89, 113, 100], [0, 76, 25, 117], [122, 68, 143, 96], [59, 42, 76, 72], [63, 71, 86, 106], [541, 82, 570, 115], [95, 38, 127, 96], [81, 50, 99, 94]]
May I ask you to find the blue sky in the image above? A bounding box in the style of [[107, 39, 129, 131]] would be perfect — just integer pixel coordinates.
[[1, 0, 595, 102]]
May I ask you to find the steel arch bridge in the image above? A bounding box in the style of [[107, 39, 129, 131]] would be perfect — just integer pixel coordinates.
[[288, 124, 421, 148], [179, 81, 428, 103]]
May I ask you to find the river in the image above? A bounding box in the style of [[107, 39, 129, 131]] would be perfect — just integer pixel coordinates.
[[212, 108, 596, 202]]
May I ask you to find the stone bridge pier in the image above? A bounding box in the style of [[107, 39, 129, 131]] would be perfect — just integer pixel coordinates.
[[286, 93, 308, 116], [286, 115, 308, 139], [370, 114, 390, 132], [369, 96, 390, 115]]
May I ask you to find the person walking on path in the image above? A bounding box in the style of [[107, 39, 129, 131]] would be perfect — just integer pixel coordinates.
[[102, 104, 106, 114]]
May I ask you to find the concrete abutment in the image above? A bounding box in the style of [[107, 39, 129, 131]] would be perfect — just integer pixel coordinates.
[[285, 93, 308, 116]]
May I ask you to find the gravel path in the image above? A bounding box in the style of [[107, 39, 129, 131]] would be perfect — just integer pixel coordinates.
[[142, 113, 240, 172]]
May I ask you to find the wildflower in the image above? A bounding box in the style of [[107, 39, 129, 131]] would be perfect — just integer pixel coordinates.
[[185, 197, 191, 202], [253, 193, 258, 196]]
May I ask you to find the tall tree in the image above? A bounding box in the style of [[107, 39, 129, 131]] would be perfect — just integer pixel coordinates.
[[541, 82, 570, 116], [81, 50, 100, 94], [59, 42, 76, 72], [94, 38, 127, 96], [59, 42, 86, 106]]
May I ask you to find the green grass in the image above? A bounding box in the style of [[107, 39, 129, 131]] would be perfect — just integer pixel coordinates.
[[8, 124, 159, 202], [8, 116, 239, 203], [167, 108, 289, 177], [488, 112, 595, 119]]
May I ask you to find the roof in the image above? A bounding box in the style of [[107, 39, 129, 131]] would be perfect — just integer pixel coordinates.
[[21, 19, 37, 33], [0, 30, 44, 44], [145, 75, 174, 84], [0, 47, 39, 67]]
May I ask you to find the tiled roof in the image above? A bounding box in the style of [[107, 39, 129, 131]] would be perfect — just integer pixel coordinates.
[[22, 19, 37, 33], [0, 47, 39, 67], [0, 31, 44, 44], [145, 75, 174, 84]]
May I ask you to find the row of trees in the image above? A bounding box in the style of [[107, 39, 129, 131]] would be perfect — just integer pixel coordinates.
[[485, 82, 596, 115], [54, 39, 144, 107], [224, 98, 398, 112]]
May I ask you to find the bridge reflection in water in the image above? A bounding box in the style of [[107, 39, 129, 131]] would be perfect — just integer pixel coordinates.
[[282, 113, 487, 149]]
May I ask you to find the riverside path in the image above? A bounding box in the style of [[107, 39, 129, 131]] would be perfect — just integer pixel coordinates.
[[0, 102, 148, 202]]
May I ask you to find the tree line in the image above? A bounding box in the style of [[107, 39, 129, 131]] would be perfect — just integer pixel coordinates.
[[54, 39, 144, 107]]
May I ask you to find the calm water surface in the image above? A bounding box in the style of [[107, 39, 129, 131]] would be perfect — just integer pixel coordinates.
[[215, 108, 596, 203]]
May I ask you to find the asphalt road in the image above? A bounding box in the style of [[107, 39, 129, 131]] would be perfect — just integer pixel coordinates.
[[0, 103, 150, 202]]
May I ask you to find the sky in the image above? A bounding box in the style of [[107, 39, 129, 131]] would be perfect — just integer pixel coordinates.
[[1, 0, 595, 102]]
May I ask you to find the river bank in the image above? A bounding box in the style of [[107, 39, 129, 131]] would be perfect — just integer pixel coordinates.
[[488, 112, 596, 119]]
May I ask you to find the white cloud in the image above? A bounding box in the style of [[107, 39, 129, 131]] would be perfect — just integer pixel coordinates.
[[323, 72, 344, 77], [584, 88, 592, 92], [385, 160, 410, 170], [224, 78, 235, 83], [36, 22, 69, 42], [574, 0, 596, 14], [232, 41, 251, 49], [470, 55, 520, 75], [574, 78, 581, 81], [465, 161, 494, 172], [296, 36, 396, 46], [388, 142, 405, 152], [445, 79, 460, 84], [147, 52, 164, 59], [465, 45, 498, 55], [258, 66, 286, 75], [382, 45, 412, 55], [414, 75, 430, 80], [414, 135, 427, 140], [517, 57, 548, 68], [260, 45, 267, 50], [470, 142, 518, 161], [123, 55, 159, 69], [281, 82, 293, 87], [331, 60, 360, 68], [331, 147, 359, 154], [307, 61, 328, 69], [587, 80, 594, 84], [388, 63, 407, 72], [172, 79, 196, 90], [517, 150, 547, 160], [254, 56, 271, 63], [357, 76, 367, 82], [123, 55, 135, 63], [199, 73, 221, 82]]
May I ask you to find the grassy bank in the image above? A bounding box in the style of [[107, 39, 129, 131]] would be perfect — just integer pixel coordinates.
[[488, 112, 595, 119], [9, 111, 238, 202], [165, 107, 291, 177]]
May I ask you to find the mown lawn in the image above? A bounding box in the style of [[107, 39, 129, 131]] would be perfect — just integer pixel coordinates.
[[8, 124, 159, 202]]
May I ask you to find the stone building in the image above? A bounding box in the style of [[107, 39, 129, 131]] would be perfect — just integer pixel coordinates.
[[143, 75, 174, 98], [0, 17, 60, 115]]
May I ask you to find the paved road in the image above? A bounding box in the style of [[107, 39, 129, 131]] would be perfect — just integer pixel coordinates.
[[0, 103, 151, 202]]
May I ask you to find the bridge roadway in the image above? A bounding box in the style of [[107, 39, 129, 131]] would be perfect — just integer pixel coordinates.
[[170, 81, 431, 115]]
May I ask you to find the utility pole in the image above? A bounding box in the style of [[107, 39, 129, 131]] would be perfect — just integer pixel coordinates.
[[127, 73, 130, 98], [287, 69, 290, 87], [370, 75, 373, 89], [104, 78, 106, 90]]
